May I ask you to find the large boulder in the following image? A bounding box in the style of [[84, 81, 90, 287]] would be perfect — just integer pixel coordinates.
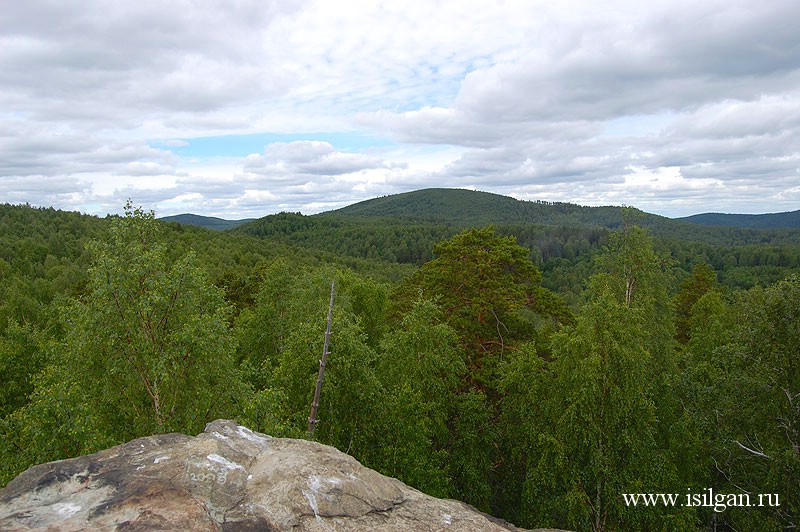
[[0, 420, 549, 531]]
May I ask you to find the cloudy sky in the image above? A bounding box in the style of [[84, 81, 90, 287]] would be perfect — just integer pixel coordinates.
[[2, 0, 799, 219]]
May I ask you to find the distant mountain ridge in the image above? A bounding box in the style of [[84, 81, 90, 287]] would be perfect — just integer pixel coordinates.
[[162, 188, 799, 232], [677, 210, 800, 229], [329, 188, 800, 229], [226, 189, 800, 266], [325, 188, 635, 227], [159, 213, 254, 231]]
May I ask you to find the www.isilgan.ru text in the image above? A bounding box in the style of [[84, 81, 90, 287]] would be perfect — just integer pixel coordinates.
[[623, 489, 780, 513]]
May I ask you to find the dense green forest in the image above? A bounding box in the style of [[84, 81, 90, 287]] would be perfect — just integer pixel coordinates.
[[2, 191, 799, 531], [159, 213, 255, 231], [678, 210, 800, 229]]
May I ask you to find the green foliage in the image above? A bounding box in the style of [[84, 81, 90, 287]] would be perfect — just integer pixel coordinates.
[[674, 289, 737, 526], [234, 263, 387, 447], [708, 275, 800, 530], [234, 258, 317, 389], [446, 389, 495, 511], [596, 221, 664, 307], [232, 190, 800, 294], [1, 363, 108, 483], [394, 227, 568, 380], [597, 224, 678, 372], [295, 308, 382, 452], [378, 298, 464, 398], [328, 188, 630, 228], [2, 199, 800, 532], [365, 382, 453, 496], [678, 210, 800, 229], [159, 213, 254, 231], [69, 204, 244, 436], [526, 282, 682, 531], [0, 322, 48, 418], [1, 204, 247, 483], [416, 227, 540, 340], [369, 298, 465, 497], [234, 211, 452, 267], [494, 342, 546, 522], [245, 187, 800, 248], [516, 225, 692, 531], [673, 262, 719, 344]]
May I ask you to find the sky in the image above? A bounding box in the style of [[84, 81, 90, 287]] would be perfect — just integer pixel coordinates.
[[2, 0, 799, 219]]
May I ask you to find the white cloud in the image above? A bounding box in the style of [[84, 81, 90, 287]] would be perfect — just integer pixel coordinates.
[[241, 141, 394, 178], [1, 0, 799, 218]]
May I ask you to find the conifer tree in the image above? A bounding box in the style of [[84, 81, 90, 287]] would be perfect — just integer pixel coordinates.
[[673, 262, 719, 344]]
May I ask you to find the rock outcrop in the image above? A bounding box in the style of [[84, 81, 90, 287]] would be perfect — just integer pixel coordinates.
[[0, 420, 545, 531]]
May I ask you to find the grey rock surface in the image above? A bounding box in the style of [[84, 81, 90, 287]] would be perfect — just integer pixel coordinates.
[[0, 420, 549, 531]]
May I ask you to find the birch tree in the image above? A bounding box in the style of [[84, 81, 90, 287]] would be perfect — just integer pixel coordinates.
[[31, 204, 243, 439]]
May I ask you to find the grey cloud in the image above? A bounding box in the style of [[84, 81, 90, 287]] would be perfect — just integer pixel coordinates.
[[162, 114, 254, 133], [366, 108, 603, 148], [0, 0, 301, 128], [367, 1, 800, 217], [0, 175, 92, 208], [647, 0, 800, 79], [436, 141, 630, 189], [0, 125, 177, 177], [681, 156, 800, 182], [0, 124, 98, 175], [0, 174, 88, 195], [379, 1, 800, 147], [664, 95, 800, 140], [3, 0, 798, 218]]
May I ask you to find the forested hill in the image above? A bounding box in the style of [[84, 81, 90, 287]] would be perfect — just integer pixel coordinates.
[[677, 209, 800, 229], [234, 187, 800, 252], [159, 213, 254, 231], [229, 188, 800, 293], [3, 200, 800, 531], [327, 187, 630, 226], [323, 188, 800, 244]]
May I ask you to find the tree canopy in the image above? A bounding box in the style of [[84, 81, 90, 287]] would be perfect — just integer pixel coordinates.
[[1, 200, 799, 530]]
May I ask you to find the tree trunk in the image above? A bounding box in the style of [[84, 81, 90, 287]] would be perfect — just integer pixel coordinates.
[[308, 280, 336, 438]]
